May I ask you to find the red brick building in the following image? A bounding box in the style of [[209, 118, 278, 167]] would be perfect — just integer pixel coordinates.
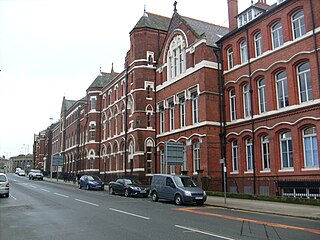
[[218, 0, 320, 197], [35, 0, 319, 197]]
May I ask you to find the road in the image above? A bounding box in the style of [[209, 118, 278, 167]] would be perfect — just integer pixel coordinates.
[[1, 173, 319, 240]]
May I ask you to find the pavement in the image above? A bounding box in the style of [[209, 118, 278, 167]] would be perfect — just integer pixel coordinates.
[[44, 177, 320, 220]]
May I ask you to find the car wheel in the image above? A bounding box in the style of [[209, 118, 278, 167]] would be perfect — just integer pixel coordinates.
[[124, 189, 129, 197], [86, 185, 90, 190], [174, 194, 183, 205], [151, 191, 158, 202], [5, 193, 9, 198], [109, 187, 114, 195]]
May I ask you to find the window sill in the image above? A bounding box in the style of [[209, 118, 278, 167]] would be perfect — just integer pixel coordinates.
[[230, 171, 239, 175], [301, 167, 320, 171], [260, 169, 271, 173], [278, 168, 294, 173], [244, 170, 253, 174]]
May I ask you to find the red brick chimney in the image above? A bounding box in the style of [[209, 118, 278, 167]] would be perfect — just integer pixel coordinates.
[[227, 0, 238, 31], [255, 0, 269, 10]]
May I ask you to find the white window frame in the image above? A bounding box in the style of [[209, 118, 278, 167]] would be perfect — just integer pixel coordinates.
[[229, 89, 237, 121], [271, 21, 283, 49], [192, 93, 199, 124], [261, 135, 270, 170], [258, 78, 266, 113], [254, 32, 262, 57], [292, 9, 305, 39], [297, 62, 313, 103], [280, 132, 293, 169], [168, 35, 186, 79], [193, 142, 200, 173], [275, 71, 289, 109], [179, 97, 186, 128], [232, 140, 238, 172], [303, 127, 319, 168], [246, 138, 253, 171], [227, 47, 234, 70], [169, 101, 175, 131], [243, 84, 251, 118], [90, 96, 97, 111], [240, 40, 248, 64]]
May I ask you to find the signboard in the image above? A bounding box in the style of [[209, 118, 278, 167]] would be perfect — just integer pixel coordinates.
[[164, 142, 184, 165], [52, 155, 64, 166]]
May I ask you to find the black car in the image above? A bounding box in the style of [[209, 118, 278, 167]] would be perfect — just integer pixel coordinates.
[[79, 175, 104, 190], [109, 178, 149, 197]]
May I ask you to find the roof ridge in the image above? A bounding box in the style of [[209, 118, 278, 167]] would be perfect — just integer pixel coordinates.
[[181, 15, 228, 30]]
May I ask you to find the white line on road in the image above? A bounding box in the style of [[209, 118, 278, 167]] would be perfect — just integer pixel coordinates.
[[109, 208, 150, 220], [54, 193, 69, 198], [75, 198, 99, 206], [175, 225, 236, 240], [29, 185, 37, 189], [40, 188, 50, 192], [9, 194, 17, 200]]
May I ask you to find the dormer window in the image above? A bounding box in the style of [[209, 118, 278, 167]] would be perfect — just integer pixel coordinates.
[[167, 35, 186, 79], [238, 7, 265, 28]]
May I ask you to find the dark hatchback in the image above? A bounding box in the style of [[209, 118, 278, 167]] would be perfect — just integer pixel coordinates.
[[79, 175, 104, 191], [109, 178, 149, 197]]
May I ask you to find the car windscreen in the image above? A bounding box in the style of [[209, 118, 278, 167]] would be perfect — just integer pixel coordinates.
[[124, 179, 142, 185], [88, 176, 101, 181], [173, 176, 197, 187]]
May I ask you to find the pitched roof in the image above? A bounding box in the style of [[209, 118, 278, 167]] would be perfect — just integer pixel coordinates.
[[65, 99, 76, 111], [88, 72, 118, 89], [131, 12, 171, 32], [180, 15, 229, 47]]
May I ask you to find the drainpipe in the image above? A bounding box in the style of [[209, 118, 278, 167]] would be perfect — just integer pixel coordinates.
[[214, 44, 227, 192], [154, 29, 160, 174], [245, 28, 256, 195], [309, 0, 320, 94], [124, 64, 129, 177]]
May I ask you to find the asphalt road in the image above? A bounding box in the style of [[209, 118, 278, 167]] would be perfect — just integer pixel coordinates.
[[1, 173, 319, 240]]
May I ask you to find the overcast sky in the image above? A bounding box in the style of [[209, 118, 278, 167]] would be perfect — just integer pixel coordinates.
[[0, 0, 276, 158]]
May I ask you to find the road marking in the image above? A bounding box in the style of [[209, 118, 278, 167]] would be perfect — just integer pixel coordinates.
[[176, 208, 320, 235], [54, 193, 69, 198], [29, 185, 37, 189], [9, 194, 17, 200], [40, 188, 50, 192], [109, 208, 150, 220], [75, 198, 99, 206], [175, 225, 236, 240]]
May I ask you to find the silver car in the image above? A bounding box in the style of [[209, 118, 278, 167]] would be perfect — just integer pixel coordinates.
[[0, 173, 9, 198]]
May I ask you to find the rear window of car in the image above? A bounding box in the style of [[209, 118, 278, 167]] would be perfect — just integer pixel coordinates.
[[0, 175, 7, 182]]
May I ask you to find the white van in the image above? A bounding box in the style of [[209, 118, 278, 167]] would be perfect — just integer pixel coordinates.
[[150, 174, 206, 206]]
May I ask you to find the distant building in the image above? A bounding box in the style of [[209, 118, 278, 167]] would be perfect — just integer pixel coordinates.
[[10, 154, 33, 173]]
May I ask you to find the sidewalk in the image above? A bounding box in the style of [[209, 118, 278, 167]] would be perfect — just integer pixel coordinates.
[[44, 177, 320, 220]]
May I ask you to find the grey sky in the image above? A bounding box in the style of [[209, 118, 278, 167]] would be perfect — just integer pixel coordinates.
[[0, 0, 276, 158]]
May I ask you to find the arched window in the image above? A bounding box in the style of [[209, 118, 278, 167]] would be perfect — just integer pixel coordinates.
[[257, 78, 266, 113], [275, 70, 288, 108], [227, 47, 234, 69], [280, 131, 293, 169], [246, 138, 253, 171], [243, 84, 251, 118], [168, 35, 186, 79], [240, 40, 248, 64], [271, 21, 283, 49], [261, 135, 270, 170], [297, 62, 312, 103], [232, 140, 238, 172], [303, 127, 319, 168], [254, 32, 262, 57], [229, 89, 237, 121], [292, 10, 305, 39]]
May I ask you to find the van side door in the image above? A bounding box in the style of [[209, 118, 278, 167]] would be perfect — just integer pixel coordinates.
[[162, 177, 176, 201]]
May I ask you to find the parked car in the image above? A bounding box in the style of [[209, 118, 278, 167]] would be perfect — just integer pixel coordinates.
[[17, 170, 26, 176], [78, 175, 104, 190], [150, 174, 206, 206], [28, 169, 44, 180], [15, 168, 21, 174], [109, 178, 149, 197], [0, 173, 9, 198]]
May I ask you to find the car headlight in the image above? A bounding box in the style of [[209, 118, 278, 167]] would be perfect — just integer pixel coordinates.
[[131, 187, 140, 190], [185, 191, 192, 196], [203, 191, 206, 196]]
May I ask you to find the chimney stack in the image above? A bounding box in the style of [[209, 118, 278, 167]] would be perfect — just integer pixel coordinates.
[[227, 0, 238, 31]]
